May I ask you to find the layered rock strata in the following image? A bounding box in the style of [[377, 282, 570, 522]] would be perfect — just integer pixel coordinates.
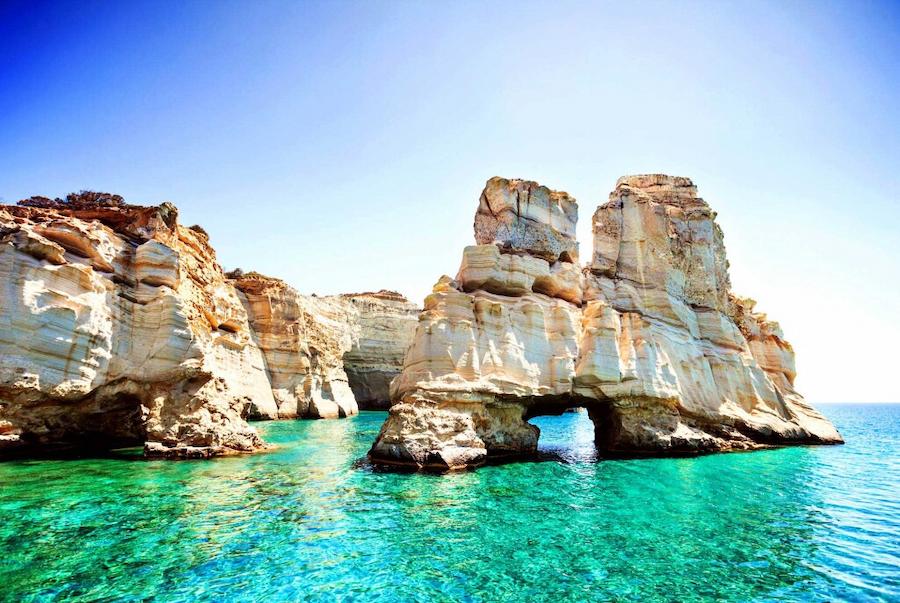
[[369, 175, 842, 471], [0, 194, 414, 459], [226, 271, 359, 420], [336, 291, 419, 410], [0, 194, 272, 458]]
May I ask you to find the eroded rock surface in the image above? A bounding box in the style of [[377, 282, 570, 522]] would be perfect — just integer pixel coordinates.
[[0, 194, 273, 458], [336, 291, 419, 410], [370, 175, 842, 471], [475, 176, 579, 263], [0, 193, 412, 458], [227, 271, 359, 420], [224, 279, 419, 415]]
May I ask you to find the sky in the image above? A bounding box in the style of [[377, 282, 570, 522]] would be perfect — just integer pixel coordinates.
[[1, 0, 898, 403]]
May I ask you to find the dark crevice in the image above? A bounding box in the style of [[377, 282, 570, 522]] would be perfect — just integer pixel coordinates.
[[0, 392, 148, 460]]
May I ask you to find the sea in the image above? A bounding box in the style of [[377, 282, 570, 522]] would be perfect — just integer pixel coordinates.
[[0, 403, 897, 602]]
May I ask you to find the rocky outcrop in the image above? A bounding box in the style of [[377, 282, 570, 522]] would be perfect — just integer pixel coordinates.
[[1, 193, 416, 459], [226, 271, 359, 420], [223, 279, 418, 415], [336, 291, 419, 410], [0, 194, 273, 458], [475, 176, 579, 263], [369, 175, 842, 471]]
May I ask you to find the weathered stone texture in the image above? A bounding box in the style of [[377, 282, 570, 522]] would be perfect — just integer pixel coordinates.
[[0, 195, 415, 458], [475, 176, 579, 263], [337, 291, 419, 410], [0, 197, 271, 458], [370, 175, 841, 471]]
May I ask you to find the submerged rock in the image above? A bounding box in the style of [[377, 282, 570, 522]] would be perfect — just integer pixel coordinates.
[[369, 175, 842, 471]]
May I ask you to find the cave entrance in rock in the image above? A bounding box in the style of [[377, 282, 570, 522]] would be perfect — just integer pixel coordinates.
[[523, 398, 614, 463], [61, 393, 147, 456]]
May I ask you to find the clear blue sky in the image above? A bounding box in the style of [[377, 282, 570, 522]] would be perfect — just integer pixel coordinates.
[[1, 0, 898, 403]]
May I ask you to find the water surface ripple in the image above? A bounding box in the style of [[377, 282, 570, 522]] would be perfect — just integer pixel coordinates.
[[1, 404, 897, 602]]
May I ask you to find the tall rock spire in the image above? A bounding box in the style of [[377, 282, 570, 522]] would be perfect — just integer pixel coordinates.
[[369, 175, 841, 472]]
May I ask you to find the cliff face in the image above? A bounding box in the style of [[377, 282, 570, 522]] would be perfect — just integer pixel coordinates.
[[369, 175, 842, 471], [338, 291, 419, 410], [0, 196, 272, 457], [0, 194, 413, 459], [227, 272, 359, 420], [225, 279, 419, 415]]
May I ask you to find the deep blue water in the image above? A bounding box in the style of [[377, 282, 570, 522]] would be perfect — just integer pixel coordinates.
[[0, 403, 897, 602]]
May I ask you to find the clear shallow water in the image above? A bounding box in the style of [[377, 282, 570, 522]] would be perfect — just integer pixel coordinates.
[[0, 404, 897, 602]]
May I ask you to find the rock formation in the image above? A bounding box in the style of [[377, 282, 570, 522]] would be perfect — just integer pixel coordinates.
[[225, 278, 419, 415], [0, 194, 272, 458], [226, 271, 359, 420], [338, 291, 419, 410], [369, 175, 842, 471], [0, 193, 414, 459]]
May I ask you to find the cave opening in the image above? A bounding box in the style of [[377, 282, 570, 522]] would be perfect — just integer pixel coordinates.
[[524, 397, 616, 463], [51, 392, 147, 457]]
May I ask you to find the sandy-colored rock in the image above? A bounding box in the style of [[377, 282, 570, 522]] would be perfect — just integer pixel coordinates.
[[336, 291, 419, 410], [227, 271, 359, 420], [591, 174, 730, 311], [370, 175, 842, 471], [0, 194, 273, 458], [533, 260, 583, 305], [457, 244, 549, 297], [457, 244, 584, 305], [390, 283, 580, 402], [474, 177, 579, 263], [0, 192, 420, 458], [227, 277, 418, 417]]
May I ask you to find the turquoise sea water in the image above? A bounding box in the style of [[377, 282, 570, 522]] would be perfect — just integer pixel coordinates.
[[0, 404, 897, 602]]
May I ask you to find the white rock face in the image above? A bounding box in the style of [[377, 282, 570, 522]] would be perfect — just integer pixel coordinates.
[[336, 291, 419, 410], [0, 195, 414, 458], [227, 278, 419, 417], [0, 197, 272, 457], [390, 286, 581, 401], [370, 175, 842, 471], [228, 272, 359, 420]]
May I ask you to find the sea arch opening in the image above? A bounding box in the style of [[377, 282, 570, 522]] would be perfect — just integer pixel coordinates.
[[522, 396, 617, 464]]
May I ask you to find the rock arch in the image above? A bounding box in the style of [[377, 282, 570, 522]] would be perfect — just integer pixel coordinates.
[[369, 175, 842, 472]]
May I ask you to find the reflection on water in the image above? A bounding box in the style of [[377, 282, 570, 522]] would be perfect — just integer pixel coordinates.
[[530, 410, 599, 463], [0, 405, 897, 602]]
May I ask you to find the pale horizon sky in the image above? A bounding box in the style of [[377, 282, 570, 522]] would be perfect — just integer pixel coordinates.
[[1, 1, 898, 403]]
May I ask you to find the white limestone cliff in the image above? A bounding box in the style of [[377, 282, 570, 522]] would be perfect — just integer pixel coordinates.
[[226, 278, 419, 415], [0, 194, 415, 458], [227, 271, 359, 420], [0, 195, 272, 457], [337, 291, 419, 410], [369, 175, 842, 471]]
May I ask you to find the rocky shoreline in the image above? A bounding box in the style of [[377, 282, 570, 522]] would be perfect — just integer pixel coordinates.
[[0, 193, 416, 458], [0, 178, 841, 466]]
